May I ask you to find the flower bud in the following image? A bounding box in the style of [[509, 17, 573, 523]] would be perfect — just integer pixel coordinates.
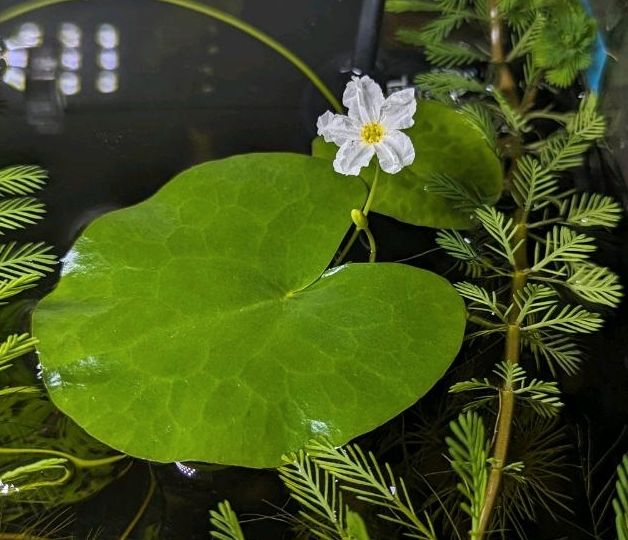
[[351, 209, 368, 230]]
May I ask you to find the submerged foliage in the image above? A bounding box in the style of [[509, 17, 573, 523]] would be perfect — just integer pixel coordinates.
[[0, 166, 129, 536]]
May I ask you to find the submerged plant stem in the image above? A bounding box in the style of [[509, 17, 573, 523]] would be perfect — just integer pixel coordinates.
[[120, 465, 157, 540], [0, 447, 127, 469], [0, 0, 342, 113]]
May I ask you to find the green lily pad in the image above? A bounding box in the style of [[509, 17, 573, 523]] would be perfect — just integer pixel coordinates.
[[33, 153, 466, 468], [312, 100, 503, 229]]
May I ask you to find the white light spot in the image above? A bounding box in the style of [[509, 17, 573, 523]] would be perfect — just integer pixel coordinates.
[[96, 24, 119, 48], [4, 49, 28, 69], [58, 22, 81, 48], [2, 67, 26, 91], [389, 485, 397, 495], [46, 371, 62, 389], [0, 481, 17, 495], [60, 48, 81, 71], [98, 48, 119, 70], [175, 462, 197, 478], [322, 265, 347, 278], [96, 70, 118, 94], [309, 420, 330, 436], [463, 237, 472, 244], [59, 71, 81, 96], [17, 22, 43, 48]]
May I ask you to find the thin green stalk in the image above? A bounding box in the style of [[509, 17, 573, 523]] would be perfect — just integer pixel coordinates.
[[467, 314, 505, 330], [363, 164, 380, 216], [0, 447, 127, 469], [334, 164, 381, 265], [0, 0, 342, 113], [120, 466, 157, 540], [364, 227, 377, 262]]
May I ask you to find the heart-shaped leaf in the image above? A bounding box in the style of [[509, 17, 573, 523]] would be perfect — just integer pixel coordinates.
[[312, 100, 503, 229], [33, 153, 466, 468]]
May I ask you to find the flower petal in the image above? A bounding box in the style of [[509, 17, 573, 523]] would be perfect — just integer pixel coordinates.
[[380, 89, 417, 130], [316, 111, 361, 146], [342, 75, 385, 125], [375, 130, 415, 174], [333, 141, 375, 176]]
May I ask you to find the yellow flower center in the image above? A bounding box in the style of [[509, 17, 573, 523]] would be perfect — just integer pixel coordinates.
[[360, 122, 386, 145]]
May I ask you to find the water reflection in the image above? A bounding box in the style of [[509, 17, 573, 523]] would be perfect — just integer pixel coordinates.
[[0, 20, 120, 132], [96, 69, 118, 94]]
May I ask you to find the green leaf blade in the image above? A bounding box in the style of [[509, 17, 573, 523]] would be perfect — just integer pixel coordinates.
[[33, 153, 466, 467]]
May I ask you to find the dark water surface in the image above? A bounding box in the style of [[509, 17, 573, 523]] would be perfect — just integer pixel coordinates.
[[1, 0, 364, 253]]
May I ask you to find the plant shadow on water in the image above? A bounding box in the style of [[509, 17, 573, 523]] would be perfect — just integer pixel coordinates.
[[0, 0, 627, 539]]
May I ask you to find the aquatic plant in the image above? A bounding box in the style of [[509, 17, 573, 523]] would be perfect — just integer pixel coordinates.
[[210, 0, 623, 538], [0, 0, 622, 537], [0, 166, 130, 536], [615, 454, 628, 540]]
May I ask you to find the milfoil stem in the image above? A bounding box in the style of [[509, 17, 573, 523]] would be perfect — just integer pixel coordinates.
[[488, 0, 519, 107], [477, 211, 528, 538], [477, 1, 532, 534]]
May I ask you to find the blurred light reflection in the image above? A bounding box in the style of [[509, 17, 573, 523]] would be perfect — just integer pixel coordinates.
[[98, 48, 119, 70], [59, 71, 80, 95], [96, 70, 118, 93], [60, 48, 81, 71], [2, 67, 26, 91], [4, 49, 28, 69], [96, 24, 119, 48], [16, 22, 43, 48], [58, 22, 81, 48]]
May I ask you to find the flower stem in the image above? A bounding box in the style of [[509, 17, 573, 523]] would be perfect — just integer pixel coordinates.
[[364, 227, 377, 262], [0, 0, 342, 113], [363, 164, 380, 217], [334, 164, 381, 265]]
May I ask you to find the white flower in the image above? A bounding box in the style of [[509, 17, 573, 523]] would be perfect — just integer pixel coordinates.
[[317, 76, 417, 176]]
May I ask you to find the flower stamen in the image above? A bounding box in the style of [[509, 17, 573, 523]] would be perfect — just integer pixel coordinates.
[[360, 122, 386, 145]]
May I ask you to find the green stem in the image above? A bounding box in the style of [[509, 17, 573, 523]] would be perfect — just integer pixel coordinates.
[[477, 210, 529, 539], [467, 314, 506, 330], [364, 227, 377, 263], [363, 164, 380, 216], [0, 447, 128, 469], [527, 216, 562, 229], [334, 164, 381, 265], [0, 0, 342, 113]]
